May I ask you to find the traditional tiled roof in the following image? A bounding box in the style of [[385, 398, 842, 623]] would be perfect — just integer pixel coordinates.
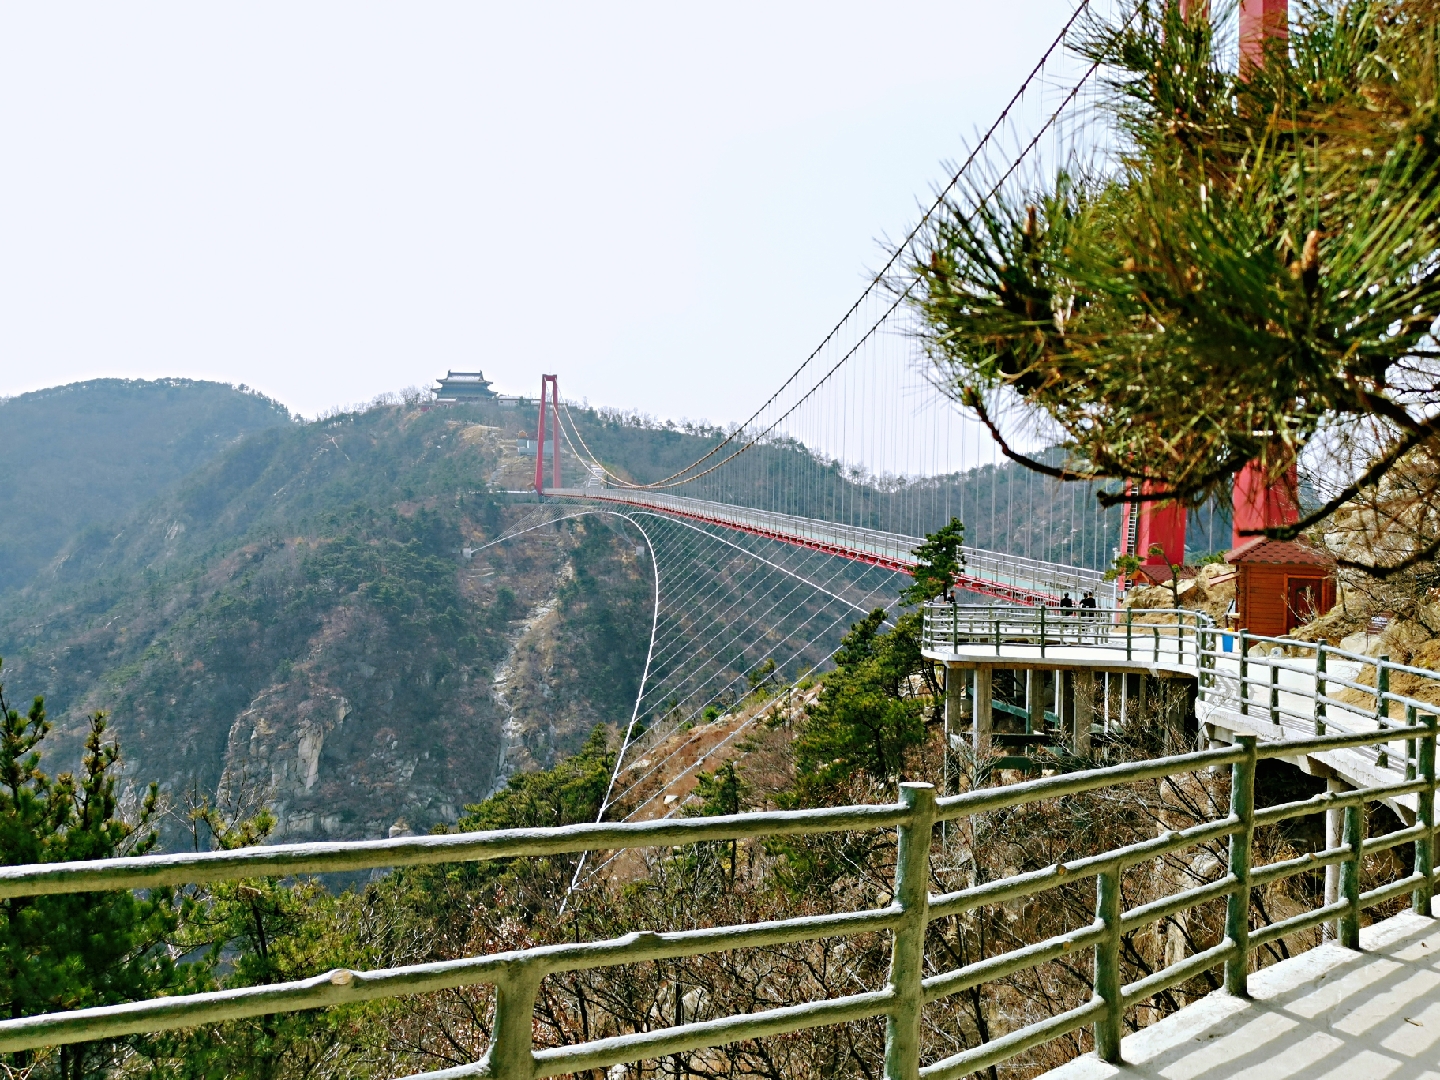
[[434, 370, 496, 399], [1225, 536, 1334, 567]]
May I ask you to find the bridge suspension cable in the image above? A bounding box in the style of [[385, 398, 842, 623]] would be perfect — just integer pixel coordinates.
[[481, 502, 907, 799], [554, 0, 1111, 495], [542, 1, 1144, 591]]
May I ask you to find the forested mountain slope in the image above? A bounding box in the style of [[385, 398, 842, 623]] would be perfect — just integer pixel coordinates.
[[0, 399, 650, 845], [0, 388, 1223, 850], [0, 379, 292, 593]]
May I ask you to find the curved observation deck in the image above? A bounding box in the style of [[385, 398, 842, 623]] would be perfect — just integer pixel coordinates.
[[922, 602, 1440, 822]]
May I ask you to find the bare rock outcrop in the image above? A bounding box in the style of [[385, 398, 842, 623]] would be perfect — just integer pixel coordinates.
[[215, 605, 496, 841]]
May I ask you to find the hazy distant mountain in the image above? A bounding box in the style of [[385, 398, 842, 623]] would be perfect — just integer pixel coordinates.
[[0, 378, 292, 592]]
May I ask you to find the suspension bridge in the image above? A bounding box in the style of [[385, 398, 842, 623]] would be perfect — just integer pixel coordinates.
[[467, 0, 1241, 825], [7, 2, 1423, 1079], [489, 0, 1241, 756], [464, 0, 1139, 810], [475, 0, 1290, 860]]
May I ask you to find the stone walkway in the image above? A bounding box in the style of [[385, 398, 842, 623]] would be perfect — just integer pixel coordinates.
[[1042, 906, 1440, 1079]]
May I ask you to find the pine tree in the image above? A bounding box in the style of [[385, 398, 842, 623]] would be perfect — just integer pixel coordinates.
[[912, 0, 1440, 572], [0, 666, 195, 1080], [902, 516, 966, 606]]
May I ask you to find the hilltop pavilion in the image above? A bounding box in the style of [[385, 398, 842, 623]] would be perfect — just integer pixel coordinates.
[[433, 370, 497, 403]]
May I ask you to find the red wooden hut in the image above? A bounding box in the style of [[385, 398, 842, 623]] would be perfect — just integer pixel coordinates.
[[1226, 537, 1336, 637]]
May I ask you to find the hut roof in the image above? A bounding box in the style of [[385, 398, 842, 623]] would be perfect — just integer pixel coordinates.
[[1225, 537, 1334, 567]]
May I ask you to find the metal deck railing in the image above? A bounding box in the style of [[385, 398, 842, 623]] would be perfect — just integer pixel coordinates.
[[921, 602, 1440, 781], [921, 604, 1212, 665]]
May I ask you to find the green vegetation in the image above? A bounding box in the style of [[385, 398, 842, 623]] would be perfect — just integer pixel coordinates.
[[0, 677, 197, 1079], [913, 0, 1440, 570], [0, 398, 650, 847], [791, 609, 930, 795], [901, 516, 965, 605], [0, 380, 290, 594]]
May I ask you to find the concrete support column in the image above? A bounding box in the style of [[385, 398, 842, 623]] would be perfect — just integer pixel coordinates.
[[1027, 669, 1045, 735], [1075, 671, 1096, 756], [944, 663, 965, 750], [1324, 776, 1349, 940], [1060, 671, 1076, 752], [973, 666, 993, 758], [1137, 673, 1149, 718]]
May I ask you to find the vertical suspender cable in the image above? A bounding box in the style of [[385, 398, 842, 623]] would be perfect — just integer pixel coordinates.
[[560, 511, 662, 912]]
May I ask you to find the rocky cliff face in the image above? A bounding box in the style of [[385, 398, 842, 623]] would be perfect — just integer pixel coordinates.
[[208, 513, 647, 842], [213, 603, 482, 840]]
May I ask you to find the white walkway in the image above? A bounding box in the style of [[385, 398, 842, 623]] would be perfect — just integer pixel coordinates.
[[1042, 904, 1440, 1080]]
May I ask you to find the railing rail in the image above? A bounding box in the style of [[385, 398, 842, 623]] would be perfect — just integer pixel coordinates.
[[921, 603, 1212, 662], [0, 696, 1434, 1078]]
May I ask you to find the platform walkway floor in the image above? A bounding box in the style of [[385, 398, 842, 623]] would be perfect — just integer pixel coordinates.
[[1041, 904, 1440, 1079]]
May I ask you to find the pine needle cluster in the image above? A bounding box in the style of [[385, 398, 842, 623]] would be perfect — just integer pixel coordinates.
[[911, 0, 1440, 571]]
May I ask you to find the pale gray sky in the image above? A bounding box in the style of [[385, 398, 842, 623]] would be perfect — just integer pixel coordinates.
[[0, 2, 1076, 422]]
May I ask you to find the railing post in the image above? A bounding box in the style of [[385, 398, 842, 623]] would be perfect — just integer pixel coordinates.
[[1094, 866, 1123, 1064], [885, 783, 936, 1080], [1377, 656, 1391, 769], [1415, 714, 1437, 916], [1239, 632, 1250, 717], [1407, 705, 1418, 782], [1040, 603, 1046, 659], [1152, 626, 1159, 663], [1126, 608, 1133, 661], [993, 618, 1001, 656], [1206, 627, 1215, 692], [1225, 735, 1258, 997], [1340, 802, 1365, 950], [1197, 629, 1208, 703], [1269, 664, 1280, 727], [480, 962, 542, 1079], [1315, 644, 1327, 736]]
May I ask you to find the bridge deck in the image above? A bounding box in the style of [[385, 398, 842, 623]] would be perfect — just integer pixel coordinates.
[[546, 487, 1113, 605], [1040, 904, 1440, 1080]]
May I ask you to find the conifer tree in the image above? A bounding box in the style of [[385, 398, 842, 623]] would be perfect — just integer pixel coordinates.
[[911, 0, 1440, 572], [0, 666, 194, 1080], [901, 516, 966, 605]]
